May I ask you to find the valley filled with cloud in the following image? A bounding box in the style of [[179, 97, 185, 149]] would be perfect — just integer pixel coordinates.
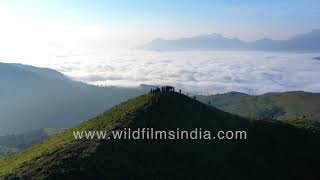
[[15, 50, 319, 95]]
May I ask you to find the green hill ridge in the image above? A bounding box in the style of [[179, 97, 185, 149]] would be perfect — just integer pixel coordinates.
[[197, 91, 320, 124], [1, 92, 319, 179]]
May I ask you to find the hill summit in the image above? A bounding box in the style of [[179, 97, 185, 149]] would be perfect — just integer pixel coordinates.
[[1, 92, 319, 179]]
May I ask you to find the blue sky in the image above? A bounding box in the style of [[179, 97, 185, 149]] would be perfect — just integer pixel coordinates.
[[0, 0, 319, 50], [1, 0, 320, 94]]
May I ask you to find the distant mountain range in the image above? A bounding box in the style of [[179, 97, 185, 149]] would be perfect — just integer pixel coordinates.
[[0, 62, 150, 135], [1, 92, 319, 179], [142, 29, 320, 52], [196, 91, 320, 129]]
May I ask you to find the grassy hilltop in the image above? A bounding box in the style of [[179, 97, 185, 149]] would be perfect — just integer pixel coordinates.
[[1, 92, 319, 179]]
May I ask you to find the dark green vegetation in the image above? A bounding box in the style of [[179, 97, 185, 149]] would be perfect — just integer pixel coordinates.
[[1, 92, 319, 179], [197, 91, 320, 126], [0, 62, 149, 135], [0, 128, 62, 157]]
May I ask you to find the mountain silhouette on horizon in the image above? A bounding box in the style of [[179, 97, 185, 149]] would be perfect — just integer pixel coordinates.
[[142, 29, 320, 52]]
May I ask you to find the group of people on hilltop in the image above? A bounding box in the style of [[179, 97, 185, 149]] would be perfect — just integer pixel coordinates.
[[150, 86, 213, 105], [150, 86, 176, 93]]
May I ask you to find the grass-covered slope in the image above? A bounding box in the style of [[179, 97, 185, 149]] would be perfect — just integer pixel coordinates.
[[1, 92, 319, 179], [197, 91, 320, 123], [0, 94, 154, 178]]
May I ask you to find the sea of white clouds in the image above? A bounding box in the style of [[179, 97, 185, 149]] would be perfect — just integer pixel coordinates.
[[5, 50, 320, 95]]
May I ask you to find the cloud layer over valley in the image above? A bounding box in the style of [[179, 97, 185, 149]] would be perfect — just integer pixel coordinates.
[[3, 50, 320, 95]]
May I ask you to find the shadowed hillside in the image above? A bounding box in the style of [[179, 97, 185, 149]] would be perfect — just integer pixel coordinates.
[[0, 62, 149, 135], [0, 92, 319, 179]]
